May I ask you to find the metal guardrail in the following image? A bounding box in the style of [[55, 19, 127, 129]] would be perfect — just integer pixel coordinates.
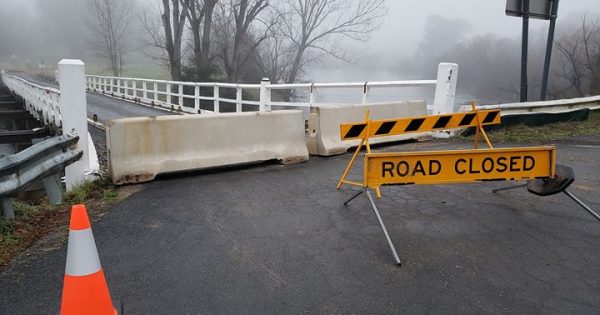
[[0, 134, 82, 219], [85, 63, 458, 115]]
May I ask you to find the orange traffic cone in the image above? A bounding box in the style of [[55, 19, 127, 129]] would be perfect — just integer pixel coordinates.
[[60, 204, 116, 315]]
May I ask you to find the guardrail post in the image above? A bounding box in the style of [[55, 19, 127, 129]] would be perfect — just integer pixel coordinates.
[[432, 63, 459, 114], [259, 78, 271, 112], [58, 59, 89, 191], [213, 84, 220, 113], [178, 83, 183, 108], [2, 198, 15, 219], [142, 81, 148, 100]]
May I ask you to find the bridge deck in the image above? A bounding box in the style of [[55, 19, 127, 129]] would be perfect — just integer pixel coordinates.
[[13, 73, 174, 125], [0, 138, 598, 313]]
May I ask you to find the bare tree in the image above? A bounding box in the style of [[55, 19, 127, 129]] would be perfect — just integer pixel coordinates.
[[143, 0, 191, 81], [213, 0, 269, 82], [87, 0, 133, 76], [187, 0, 219, 80], [554, 14, 600, 97], [275, 0, 386, 83]]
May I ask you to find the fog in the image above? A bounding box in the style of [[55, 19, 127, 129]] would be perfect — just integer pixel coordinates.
[[1, 0, 599, 105]]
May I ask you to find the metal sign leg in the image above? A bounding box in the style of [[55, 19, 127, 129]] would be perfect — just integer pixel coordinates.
[[343, 190, 364, 206], [366, 190, 401, 265], [563, 190, 600, 222]]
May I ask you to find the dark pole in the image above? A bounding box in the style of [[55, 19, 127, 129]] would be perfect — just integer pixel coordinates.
[[540, 0, 560, 101], [520, 0, 530, 102]]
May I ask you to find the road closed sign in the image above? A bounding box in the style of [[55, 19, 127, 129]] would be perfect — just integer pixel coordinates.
[[365, 146, 556, 187]]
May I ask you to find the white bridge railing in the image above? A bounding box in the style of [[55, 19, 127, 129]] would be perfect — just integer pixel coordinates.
[[1, 61, 98, 190], [85, 63, 458, 115], [1, 71, 62, 127]]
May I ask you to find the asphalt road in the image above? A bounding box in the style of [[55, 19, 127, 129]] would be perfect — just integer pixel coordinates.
[[13, 73, 173, 125], [1, 137, 599, 314]]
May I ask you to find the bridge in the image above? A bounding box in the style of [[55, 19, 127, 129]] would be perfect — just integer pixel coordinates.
[[1, 60, 599, 313]]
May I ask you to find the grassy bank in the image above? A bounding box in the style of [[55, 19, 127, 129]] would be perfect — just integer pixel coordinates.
[[457, 110, 600, 143], [0, 179, 120, 266]]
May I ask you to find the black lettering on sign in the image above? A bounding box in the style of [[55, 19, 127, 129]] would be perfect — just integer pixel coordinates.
[[523, 156, 535, 171], [412, 160, 426, 176], [469, 158, 480, 174], [382, 162, 394, 177], [510, 156, 521, 171], [455, 159, 466, 174], [397, 161, 409, 177], [482, 157, 494, 173], [496, 157, 507, 172], [429, 160, 441, 175]]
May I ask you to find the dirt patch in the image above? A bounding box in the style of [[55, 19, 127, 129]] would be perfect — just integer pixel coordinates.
[[0, 179, 135, 266]]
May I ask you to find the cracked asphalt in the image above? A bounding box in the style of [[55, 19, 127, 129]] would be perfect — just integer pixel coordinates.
[[1, 136, 599, 314]]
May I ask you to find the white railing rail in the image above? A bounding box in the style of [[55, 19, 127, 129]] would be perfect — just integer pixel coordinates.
[[85, 62, 459, 115], [1, 71, 62, 127]]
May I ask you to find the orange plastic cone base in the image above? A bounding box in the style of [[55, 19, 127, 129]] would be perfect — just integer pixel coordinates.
[[60, 269, 116, 315]]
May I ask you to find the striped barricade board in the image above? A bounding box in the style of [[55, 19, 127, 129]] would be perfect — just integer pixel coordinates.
[[339, 109, 501, 141]]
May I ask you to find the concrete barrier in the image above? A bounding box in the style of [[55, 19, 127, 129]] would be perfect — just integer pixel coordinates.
[[107, 110, 308, 184], [306, 101, 429, 156]]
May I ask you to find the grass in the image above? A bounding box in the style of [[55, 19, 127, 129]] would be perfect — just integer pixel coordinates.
[[0, 178, 120, 265], [457, 110, 600, 144]]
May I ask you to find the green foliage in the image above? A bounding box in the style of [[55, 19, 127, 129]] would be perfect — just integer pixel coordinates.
[[0, 219, 17, 246], [64, 180, 100, 204], [103, 190, 118, 202], [458, 110, 600, 144]]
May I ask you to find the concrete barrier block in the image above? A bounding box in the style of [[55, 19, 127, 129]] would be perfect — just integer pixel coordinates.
[[107, 110, 308, 184], [306, 101, 429, 156]]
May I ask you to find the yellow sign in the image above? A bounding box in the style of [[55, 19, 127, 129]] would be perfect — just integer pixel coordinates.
[[340, 109, 501, 141], [365, 146, 556, 188]]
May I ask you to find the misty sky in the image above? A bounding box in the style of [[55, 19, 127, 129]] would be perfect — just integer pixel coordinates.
[[369, 0, 600, 56]]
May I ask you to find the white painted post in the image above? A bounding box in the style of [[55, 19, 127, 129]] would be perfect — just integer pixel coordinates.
[[432, 63, 459, 115], [259, 78, 271, 112], [178, 83, 183, 107], [213, 85, 220, 113], [166, 82, 171, 104], [309, 84, 316, 106], [362, 82, 369, 104], [58, 59, 89, 191], [143, 81, 148, 100], [194, 84, 200, 112], [236, 86, 242, 112]]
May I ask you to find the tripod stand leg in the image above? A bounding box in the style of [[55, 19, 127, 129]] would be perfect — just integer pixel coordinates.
[[366, 190, 401, 265], [343, 190, 364, 205], [563, 190, 600, 222], [492, 183, 528, 193]]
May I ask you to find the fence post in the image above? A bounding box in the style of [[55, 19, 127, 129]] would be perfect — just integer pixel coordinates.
[[259, 78, 271, 112], [194, 84, 200, 112], [58, 59, 89, 191], [142, 81, 148, 100], [213, 84, 220, 113], [236, 86, 242, 112], [432, 63, 459, 114]]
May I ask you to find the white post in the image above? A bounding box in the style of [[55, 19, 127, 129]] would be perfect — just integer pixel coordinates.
[[362, 82, 369, 104], [58, 59, 89, 191], [178, 83, 183, 107], [432, 63, 459, 114], [194, 85, 200, 112], [236, 86, 242, 112], [309, 84, 316, 106], [166, 82, 171, 104], [213, 85, 220, 113], [259, 78, 271, 112], [142, 81, 148, 100]]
